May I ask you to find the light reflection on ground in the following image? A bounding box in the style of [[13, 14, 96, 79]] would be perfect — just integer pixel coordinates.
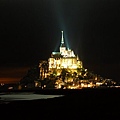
[[0, 92, 64, 101]]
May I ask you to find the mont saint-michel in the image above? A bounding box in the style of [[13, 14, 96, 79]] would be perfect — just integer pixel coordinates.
[[35, 31, 116, 89], [19, 31, 116, 90], [0, 31, 117, 90]]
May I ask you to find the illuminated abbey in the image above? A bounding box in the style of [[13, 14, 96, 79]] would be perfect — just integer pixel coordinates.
[[48, 31, 83, 75], [37, 31, 116, 89]]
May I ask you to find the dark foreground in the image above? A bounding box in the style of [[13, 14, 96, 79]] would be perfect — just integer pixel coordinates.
[[0, 88, 120, 120]]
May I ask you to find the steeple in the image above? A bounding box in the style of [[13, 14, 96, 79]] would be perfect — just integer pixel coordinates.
[[61, 31, 65, 47]]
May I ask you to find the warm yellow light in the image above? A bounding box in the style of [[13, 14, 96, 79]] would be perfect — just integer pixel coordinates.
[[96, 82, 103, 86]]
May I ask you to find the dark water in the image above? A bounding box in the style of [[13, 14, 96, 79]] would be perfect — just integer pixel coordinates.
[[0, 88, 120, 120]]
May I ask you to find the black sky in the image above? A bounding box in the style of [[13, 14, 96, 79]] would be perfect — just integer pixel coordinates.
[[0, 0, 120, 82]]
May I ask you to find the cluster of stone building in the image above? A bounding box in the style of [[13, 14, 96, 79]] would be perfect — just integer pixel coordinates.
[[37, 31, 116, 89]]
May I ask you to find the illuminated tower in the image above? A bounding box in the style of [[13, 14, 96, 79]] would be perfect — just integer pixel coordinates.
[[61, 31, 64, 46], [60, 31, 66, 56]]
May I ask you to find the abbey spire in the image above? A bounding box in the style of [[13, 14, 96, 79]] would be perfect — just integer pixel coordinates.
[[60, 31, 65, 47]]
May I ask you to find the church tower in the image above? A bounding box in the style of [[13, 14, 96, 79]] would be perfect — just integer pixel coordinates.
[[60, 31, 66, 56]]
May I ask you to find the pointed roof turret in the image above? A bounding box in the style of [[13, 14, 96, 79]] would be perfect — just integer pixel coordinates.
[[60, 31, 65, 47]]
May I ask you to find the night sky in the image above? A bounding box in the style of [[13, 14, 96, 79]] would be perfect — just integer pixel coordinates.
[[0, 0, 120, 83]]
